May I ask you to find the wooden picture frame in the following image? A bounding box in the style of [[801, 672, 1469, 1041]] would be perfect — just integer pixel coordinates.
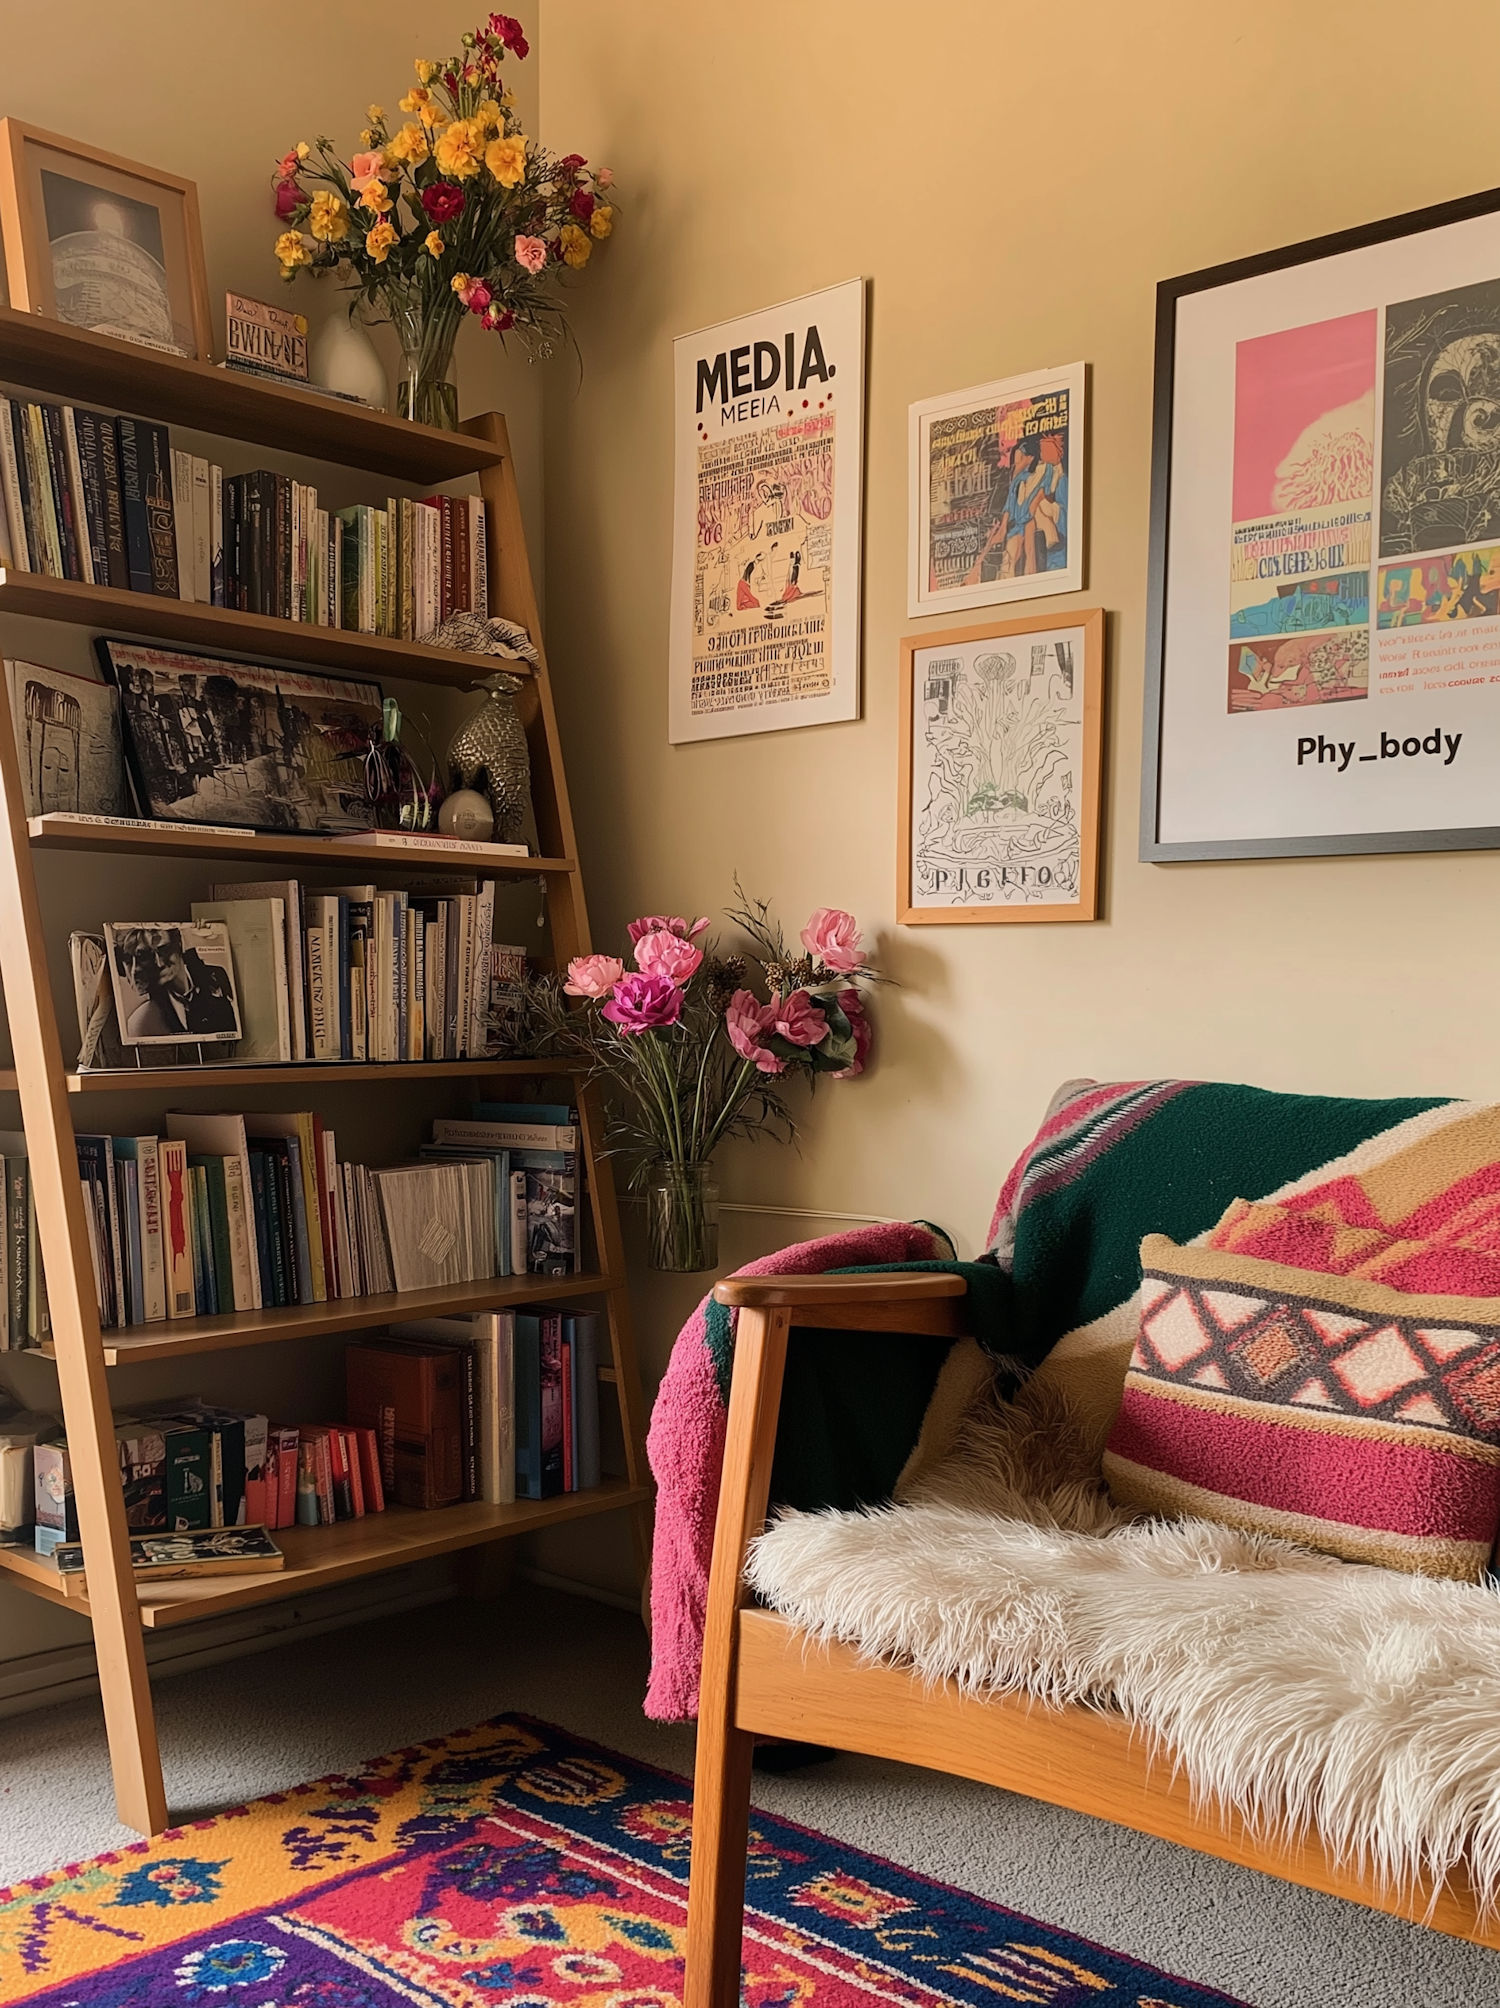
[[1142, 183, 1500, 862], [0, 120, 211, 362], [898, 606, 1104, 925]]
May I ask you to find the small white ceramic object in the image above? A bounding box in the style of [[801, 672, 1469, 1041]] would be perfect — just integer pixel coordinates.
[[437, 788, 495, 841], [310, 311, 388, 410]]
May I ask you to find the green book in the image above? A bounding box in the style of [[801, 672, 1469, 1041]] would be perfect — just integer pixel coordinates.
[[188, 1157, 234, 1320], [161, 1423, 212, 1532]]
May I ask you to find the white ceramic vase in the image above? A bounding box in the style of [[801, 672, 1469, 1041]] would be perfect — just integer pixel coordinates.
[[310, 311, 388, 410]]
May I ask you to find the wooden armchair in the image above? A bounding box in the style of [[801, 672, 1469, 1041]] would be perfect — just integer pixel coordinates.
[[682, 1271, 1500, 2008]]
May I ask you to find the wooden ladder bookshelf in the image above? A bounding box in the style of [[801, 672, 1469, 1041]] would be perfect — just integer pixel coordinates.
[[0, 308, 653, 1838]]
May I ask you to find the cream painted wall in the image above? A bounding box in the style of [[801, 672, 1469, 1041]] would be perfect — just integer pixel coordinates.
[[537, 0, 1500, 1319]]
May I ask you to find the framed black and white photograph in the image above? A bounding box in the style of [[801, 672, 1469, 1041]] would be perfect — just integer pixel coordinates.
[[104, 921, 241, 1048], [0, 121, 211, 359], [1143, 184, 1500, 861], [5, 659, 129, 819], [96, 638, 384, 833]]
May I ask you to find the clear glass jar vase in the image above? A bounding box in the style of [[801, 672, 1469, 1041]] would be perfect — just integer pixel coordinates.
[[393, 298, 461, 430], [645, 1161, 720, 1273]]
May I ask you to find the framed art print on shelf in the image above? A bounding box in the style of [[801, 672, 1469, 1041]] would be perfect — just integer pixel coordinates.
[[898, 606, 1103, 924], [0, 120, 210, 360], [1144, 183, 1500, 861], [668, 278, 865, 744], [908, 361, 1085, 617]]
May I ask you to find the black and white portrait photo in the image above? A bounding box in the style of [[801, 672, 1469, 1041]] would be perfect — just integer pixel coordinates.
[[104, 921, 241, 1047]]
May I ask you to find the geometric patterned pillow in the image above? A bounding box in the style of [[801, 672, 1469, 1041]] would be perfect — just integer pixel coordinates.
[[1102, 1233, 1500, 1582]]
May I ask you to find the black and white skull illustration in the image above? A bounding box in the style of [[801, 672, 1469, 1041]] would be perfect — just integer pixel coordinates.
[[1422, 332, 1500, 454]]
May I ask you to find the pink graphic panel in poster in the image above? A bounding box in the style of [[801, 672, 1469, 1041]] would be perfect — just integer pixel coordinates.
[[1232, 310, 1377, 522]]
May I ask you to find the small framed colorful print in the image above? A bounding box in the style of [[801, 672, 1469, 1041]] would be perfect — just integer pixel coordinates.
[[899, 607, 1104, 924], [1143, 183, 1500, 860], [908, 361, 1085, 617], [0, 121, 211, 360]]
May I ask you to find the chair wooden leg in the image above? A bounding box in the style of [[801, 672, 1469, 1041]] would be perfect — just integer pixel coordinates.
[[683, 1305, 791, 2008]]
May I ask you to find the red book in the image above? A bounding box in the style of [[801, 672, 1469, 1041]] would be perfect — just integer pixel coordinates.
[[353, 1425, 385, 1512], [298, 1425, 336, 1524], [272, 1425, 299, 1529], [560, 1336, 574, 1492], [325, 1425, 354, 1520], [342, 1428, 365, 1517]]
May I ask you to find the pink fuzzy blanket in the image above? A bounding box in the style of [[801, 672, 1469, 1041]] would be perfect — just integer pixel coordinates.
[[643, 1219, 949, 1721]]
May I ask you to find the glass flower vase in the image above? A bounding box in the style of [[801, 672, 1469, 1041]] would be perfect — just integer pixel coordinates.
[[393, 301, 461, 430], [645, 1161, 720, 1273]]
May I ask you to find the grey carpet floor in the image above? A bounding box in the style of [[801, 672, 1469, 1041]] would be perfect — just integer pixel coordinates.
[[0, 1582, 1495, 2008]]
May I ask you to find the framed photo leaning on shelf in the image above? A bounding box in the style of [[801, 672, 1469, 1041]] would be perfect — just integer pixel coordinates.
[[908, 361, 1085, 618], [104, 920, 241, 1045], [0, 120, 211, 361], [898, 607, 1104, 925], [1143, 183, 1500, 862]]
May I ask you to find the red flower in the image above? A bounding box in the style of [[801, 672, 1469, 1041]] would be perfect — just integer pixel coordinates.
[[557, 152, 587, 171], [569, 187, 595, 222], [273, 180, 302, 221], [489, 12, 530, 57], [421, 181, 466, 224]]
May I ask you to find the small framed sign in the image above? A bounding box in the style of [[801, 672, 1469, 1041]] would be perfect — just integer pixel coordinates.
[[899, 607, 1104, 924], [1144, 183, 1500, 861], [909, 362, 1085, 617]]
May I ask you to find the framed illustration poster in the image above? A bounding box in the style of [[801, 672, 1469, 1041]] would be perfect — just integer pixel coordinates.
[[899, 607, 1104, 924], [668, 279, 865, 743], [908, 361, 1085, 616], [1143, 185, 1500, 860]]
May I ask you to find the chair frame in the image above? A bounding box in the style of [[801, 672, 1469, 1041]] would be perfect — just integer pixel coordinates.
[[682, 1273, 1500, 2008]]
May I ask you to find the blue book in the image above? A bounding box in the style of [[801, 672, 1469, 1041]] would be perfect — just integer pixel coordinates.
[[512, 1149, 576, 1275], [284, 1134, 314, 1307], [472, 1102, 574, 1126], [513, 1313, 542, 1499], [119, 1158, 144, 1326], [246, 1151, 275, 1307]]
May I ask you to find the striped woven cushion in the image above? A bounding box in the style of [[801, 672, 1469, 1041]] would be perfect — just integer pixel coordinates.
[[1102, 1233, 1500, 1581]]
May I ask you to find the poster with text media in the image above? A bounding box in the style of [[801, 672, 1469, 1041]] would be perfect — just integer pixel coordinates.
[[1144, 189, 1500, 859], [669, 279, 865, 743]]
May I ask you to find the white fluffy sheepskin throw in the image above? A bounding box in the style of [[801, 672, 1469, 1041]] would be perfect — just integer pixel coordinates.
[[745, 1371, 1500, 1911]]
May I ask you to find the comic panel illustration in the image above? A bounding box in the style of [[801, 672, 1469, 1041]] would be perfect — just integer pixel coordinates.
[[925, 390, 1070, 597], [1377, 545, 1500, 627], [1228, 311, 1375, 698], [1228, 628, 1369, 712], [1381, 278, 1500, 559]]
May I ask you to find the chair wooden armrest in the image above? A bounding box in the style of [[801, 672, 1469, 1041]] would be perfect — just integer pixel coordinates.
[[713, 1270, 969, 1333]]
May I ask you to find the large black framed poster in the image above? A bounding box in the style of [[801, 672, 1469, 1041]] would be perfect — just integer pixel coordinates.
[[1142, 186, 1500, 860]]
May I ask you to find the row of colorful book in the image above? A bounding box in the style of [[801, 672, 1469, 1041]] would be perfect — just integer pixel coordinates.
[[0, 1102, 579, 1344], [0, 394, 487, 637], [73, 883, 525, 1071], [5, 1309, 603, 1564]]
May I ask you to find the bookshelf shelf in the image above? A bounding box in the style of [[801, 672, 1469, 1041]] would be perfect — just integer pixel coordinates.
[[0, 570, 534, 688], [50, 1272, 620, 1366], [0, 304, 504, 483], [0, 402, 653, 1839], [29, 815, 571, 876], [65, 1058, 586, 1094], [0, 1479, 652, 1627]]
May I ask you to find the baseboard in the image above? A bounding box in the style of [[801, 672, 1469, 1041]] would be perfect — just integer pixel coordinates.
[[0, 1565, 457, 1720]]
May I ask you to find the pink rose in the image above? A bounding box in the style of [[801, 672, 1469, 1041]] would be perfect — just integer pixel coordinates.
[[484, 305, 515, 332], [563, 953, 623, 1000], [634, 928, 703, 986], [602, 971, 683, 1034], [464, 280, 493, 314], [626, 913, 710, 946], [274, 179, 302, 220], [514, 234, 548, 274], [770, 988, 827, 1047], [350, 150, 386, 185], [832, 987, 871, 1078], [800, 907, 864, 974], [597, 167, 615, 189], [725, 989, 785, 1075]]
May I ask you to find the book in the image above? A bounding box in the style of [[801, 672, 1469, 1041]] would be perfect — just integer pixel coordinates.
[[164, 1113, 262, 1311], [191, 898, 292, 1064], [6, 660, 130, 820], [351, 1425, 386, 1513], [297, 1425, 336, 1524], [0, 1134, 29, 1348], [242, 1115, 325, 1302], [33, 1442, 78, 1554], [270, 1424, 299, 1529], [115, 416, 177, 597], [567, 1311, 602, 1491], [52, 1525, 283, 1586], [170, 447, 195, 601], [513, 1313, 544, 1500], [114, 1420, 169, 1529], [156, 1138, 195, 1318], [0, 395, 30, 570], [371, 1159, 494, 1290], [434, 1115, 579, 1153], [225, 293, 309, 382], [212, 880, 307, 1062], [346, 1339, 463, 1509]]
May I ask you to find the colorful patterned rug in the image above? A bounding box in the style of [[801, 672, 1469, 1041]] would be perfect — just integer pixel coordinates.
[[0, 1714, 1249, 2008]]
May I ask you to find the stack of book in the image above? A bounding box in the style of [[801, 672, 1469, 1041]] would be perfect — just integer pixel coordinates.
[[1, 1101, 581, 1344], [0, 394, 488, 635], [21, 1304, 601, 1556], [74, 881, 520, 1070]]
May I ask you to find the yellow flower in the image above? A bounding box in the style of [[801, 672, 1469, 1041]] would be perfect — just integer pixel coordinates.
[[414, 57, 438, 84], [296, 141, 311, 159], [360, 130, 377, 149], [308, 190, 349, 242], [399, 83, 448, 128], [367, 103, 384, 122], [357, 179, 391, 214], [590, 204, 614, 239], [435, 119, 484, 179], [450, 272, 472, 294], [474, 98, 504, 133], [425, 230, 445, 257], [364, 217, 398, 264], [485, 132, 527, 188], [559, 222, 591, 268], [274, 230, 312, 271], [385, 121, 429, 166]]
